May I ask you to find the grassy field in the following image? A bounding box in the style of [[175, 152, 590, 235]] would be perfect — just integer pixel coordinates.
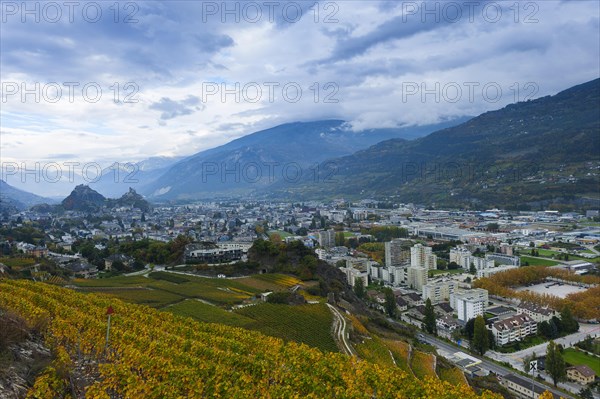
[[235, 303, 338, 353], [166, 299, 254, 327], [268, 230, 293, 238], [520, 256, 559, 266], [563, 348, 600, 376]]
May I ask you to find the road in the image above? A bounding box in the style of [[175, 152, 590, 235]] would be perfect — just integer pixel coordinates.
[[327, 303, 356, 357], [388, 320, 578, 399], [487, 323, 600, 370]]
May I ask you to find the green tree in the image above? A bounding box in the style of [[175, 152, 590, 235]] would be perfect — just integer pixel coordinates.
[[353, 277, 365, 299], [469, 262, 477, 275], [560, 306, 579, 334], [546, 340, 566, 386], [471, 316, 489, 355], [383, 288, 396, 318], [486, 223, 499, 232], [578, 387, 594, 399], [447, 261, 460, 270], [423, 298, 437, 335], [335, 232, 345, 247]]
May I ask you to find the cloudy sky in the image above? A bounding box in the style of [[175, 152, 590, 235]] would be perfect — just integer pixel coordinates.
[[1, 0, 599, 167]]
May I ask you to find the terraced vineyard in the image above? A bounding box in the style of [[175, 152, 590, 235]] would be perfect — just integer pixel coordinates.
[[411, 350, 438, 379], [72, 272, 305, 307], [0, 279, 503, 398], [166, 299, 255, 327], [235, 303, 338, 353]]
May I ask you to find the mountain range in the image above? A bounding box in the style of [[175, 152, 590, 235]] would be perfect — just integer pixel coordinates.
[[141, 119, 470, 200], [2, 79, 599, 211], [273, 78, 600, 209], [0, 180, 54, 213]]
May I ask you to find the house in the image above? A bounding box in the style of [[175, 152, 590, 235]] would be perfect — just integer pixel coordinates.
[[104, 254, 133, 271], [566, 365, 596, 385], [395, 296, 408, 312], [404, 292, 424, 307], [517, 302, 557, 323], [66, 259, 98, 279], [436, 315, 461, 340], [407, 305, 427, 321], [435, 302, 454, 316], [491, 314, 537, 346], [499, 374, 560, 399]]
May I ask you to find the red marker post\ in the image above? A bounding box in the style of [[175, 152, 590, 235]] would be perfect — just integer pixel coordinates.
[[105, 306, 115, 352]]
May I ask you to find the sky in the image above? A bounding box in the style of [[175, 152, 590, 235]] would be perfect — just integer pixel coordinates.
[[1, 0, 599, 169]]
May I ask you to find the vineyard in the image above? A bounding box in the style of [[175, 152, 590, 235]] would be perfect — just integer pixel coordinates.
[[72, 272, 303, 307], [166, 299, 254, 328], [0, 279, 503, 399], [235, 303, 338, 353], [410, 351, 437, 379]]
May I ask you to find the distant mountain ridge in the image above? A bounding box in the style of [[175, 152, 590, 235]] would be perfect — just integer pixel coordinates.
[[0, 179, 55, 212], [143, 118, 470, 199], [272, 78, 600, 209]]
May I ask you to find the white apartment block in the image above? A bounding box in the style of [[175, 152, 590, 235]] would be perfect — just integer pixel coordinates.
[[317, 230, 336, 248], [450, 247, 493, 270], [407, 266, 428, 292], [477, 264, 518, 278], [451, 288, 489, 322], [450, 247, 471, 268], [340, 264, 368, 288], [385, 239, 410, 267], [516, 302, 557, 323], [491, 314, 537, 346], [411, 244, 437, 270], [422, 280, 458, 304], [485, 253, 521, 267]]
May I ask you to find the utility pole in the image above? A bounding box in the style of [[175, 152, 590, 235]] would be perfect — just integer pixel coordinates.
[[105, 306, 115, 353]]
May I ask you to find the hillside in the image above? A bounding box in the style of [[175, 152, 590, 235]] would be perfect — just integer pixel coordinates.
[[0, 279, 502, 398], [143, 118, 469, 200], [272, 79, 600, 209], [58, 185, 151, 212], [0, 180, 54, 211]]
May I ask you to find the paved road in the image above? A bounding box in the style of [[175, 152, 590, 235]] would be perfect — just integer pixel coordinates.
[[327, 304, 356, 356], [388, 319, 578, 399], [488, 323, 600, 370]]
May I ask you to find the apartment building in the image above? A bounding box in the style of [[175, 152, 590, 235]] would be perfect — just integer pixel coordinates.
[[491, 314, 537, 346], [407, 266, 428, 292], [517, 302, 557, 323], [411, 243, 437, 270], [385, 238, 410, 267], [422, 279, 458, 304], [485, 253, 521, 267], [450, 288, 489, 323]]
